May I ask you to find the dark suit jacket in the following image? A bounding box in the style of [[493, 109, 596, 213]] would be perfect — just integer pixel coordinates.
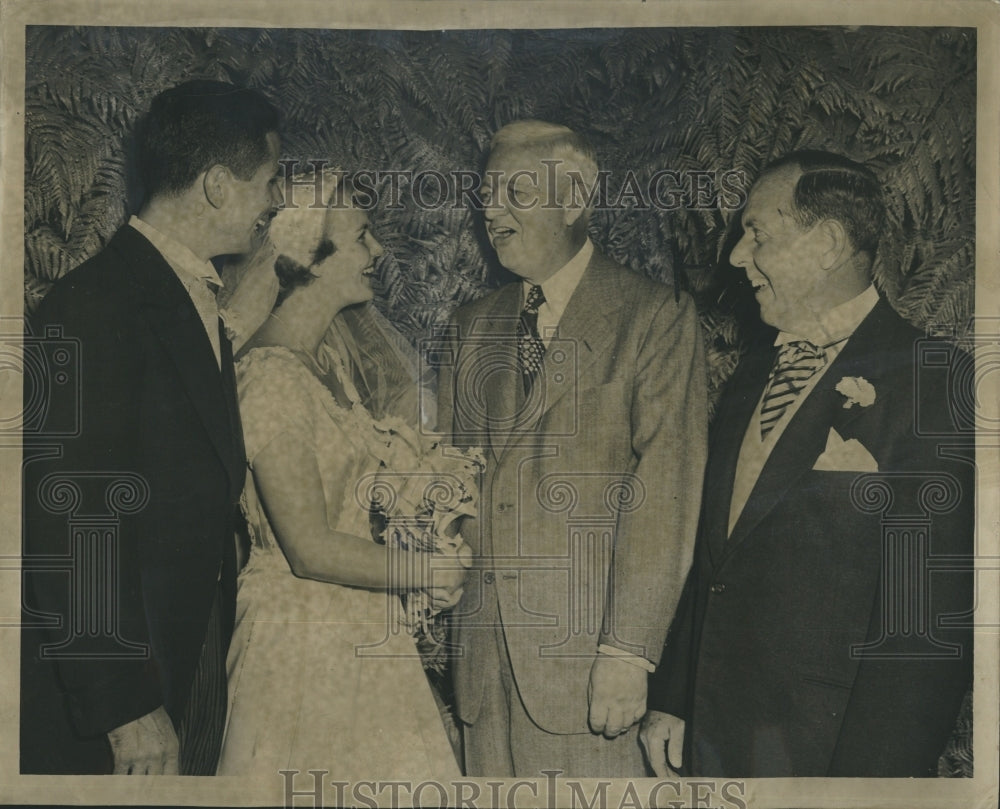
[[649, 298, 974, 777], [21, 226, 246, 774], [440, 250, 708, 734]]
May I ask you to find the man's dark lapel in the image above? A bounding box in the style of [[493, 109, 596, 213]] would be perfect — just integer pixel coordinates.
[[724, 298, 905, 554], [110, 226, 244, 493], [702, 343, 775, 564]]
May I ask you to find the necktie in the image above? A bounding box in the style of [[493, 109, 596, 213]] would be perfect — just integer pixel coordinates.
[[759, 339, 828, 439], [517, 284, 546, 392]]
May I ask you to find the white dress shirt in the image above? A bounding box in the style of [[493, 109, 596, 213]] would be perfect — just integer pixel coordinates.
[[728, 285, 880, 536], [129, 215, 224, 368], [524, 238, 593, 345]]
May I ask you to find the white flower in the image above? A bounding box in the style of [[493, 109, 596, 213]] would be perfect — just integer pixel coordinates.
[[835, 376, 877, 409]]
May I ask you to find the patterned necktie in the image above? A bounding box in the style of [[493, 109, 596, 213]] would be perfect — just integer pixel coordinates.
[[517, 284, 546, 391], [759, 339, 828, 439]]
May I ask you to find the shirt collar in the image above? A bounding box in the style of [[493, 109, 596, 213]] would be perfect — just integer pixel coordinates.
[[775, 284, 879, 349], [523, 238, 593, 321], [128, 215, 223, 289]]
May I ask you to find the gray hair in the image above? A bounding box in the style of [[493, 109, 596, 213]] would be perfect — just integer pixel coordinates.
[[490, 120, 599, 209]]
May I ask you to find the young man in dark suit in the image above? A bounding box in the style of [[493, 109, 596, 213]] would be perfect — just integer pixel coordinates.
[[21, 80, 283, 775], [641, 151, 974, 777]]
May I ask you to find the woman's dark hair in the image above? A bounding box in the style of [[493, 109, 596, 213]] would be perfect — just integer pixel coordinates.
[[136, 79, 280, 200], [761, 150, 885, 257], [273, 238, 336, 306]]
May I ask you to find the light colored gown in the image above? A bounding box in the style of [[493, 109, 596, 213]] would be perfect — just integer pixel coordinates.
[[216, 345, 460, 781]]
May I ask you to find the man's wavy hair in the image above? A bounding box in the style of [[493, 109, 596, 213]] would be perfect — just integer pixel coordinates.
[[761, 150, 885, 258], [137, 79, 280, 200]]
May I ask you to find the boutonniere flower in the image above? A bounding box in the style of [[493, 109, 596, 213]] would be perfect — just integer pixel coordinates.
[[835, 376, 877, 409]]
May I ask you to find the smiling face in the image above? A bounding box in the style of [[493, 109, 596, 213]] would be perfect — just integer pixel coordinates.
[[313, 204, 384, 308], [481, 144, 579, 283], [220, 131, 284, 255], [729, 165, 834, 332]]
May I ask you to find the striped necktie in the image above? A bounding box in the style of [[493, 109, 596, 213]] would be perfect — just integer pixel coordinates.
[[517, 284, 546, 391], [759, 339, 828, 439]]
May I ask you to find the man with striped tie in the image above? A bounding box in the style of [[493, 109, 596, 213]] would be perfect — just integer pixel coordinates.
[[439, 120, 707, 776], [640, 151, 974, 777]]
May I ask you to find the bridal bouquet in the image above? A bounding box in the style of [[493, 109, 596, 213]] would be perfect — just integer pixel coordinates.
[[368, 417, 484, 672]]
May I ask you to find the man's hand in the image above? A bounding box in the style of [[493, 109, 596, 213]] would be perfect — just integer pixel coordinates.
[[424, 541, 472, 610], [639, 710, 685, 777], [587, 654, 647, 738], [106, 706, 179, 775]]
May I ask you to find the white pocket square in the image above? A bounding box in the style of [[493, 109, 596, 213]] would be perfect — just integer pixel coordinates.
[[812, 428, 878, 472]]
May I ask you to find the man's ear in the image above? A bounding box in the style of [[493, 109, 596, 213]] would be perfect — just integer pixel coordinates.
[[554, 174, 587, 227], [818, 219, 851, 270], [562, 202, 585, 228], [203, 165, 229, 210]]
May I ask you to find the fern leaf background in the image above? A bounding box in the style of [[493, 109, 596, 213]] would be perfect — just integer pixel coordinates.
[[23, 26, 975, 409], [21, 25, 976, 778]]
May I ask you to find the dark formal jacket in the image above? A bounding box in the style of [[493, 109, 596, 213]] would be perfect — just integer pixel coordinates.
[[21, 226, 245, 773], [440, 250, 708, 734], [649, 298, 974, 777]]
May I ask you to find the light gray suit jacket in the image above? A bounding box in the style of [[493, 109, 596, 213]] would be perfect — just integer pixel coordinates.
[[439, 249, 708, 734]]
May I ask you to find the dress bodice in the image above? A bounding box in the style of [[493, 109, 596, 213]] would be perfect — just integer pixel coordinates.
[[236, 345, 388, 565]]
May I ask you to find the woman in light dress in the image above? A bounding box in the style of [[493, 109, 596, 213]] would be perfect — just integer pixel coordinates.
[[216, 175, 469, 781]]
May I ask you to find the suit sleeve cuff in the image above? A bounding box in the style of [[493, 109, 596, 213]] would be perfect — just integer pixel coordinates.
[[598, 644, 656, 673]]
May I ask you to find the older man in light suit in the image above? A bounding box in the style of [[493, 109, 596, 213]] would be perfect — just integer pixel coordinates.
[[641, 151, 974, 777], [439, 121, 707, 777]]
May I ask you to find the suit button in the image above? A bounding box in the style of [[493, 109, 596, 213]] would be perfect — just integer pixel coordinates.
[[483, 572, 496, 584], [710, 583, 726, 594]]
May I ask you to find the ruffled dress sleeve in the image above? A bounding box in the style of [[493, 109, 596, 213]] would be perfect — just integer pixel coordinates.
[[236, 347, 320, 466]]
